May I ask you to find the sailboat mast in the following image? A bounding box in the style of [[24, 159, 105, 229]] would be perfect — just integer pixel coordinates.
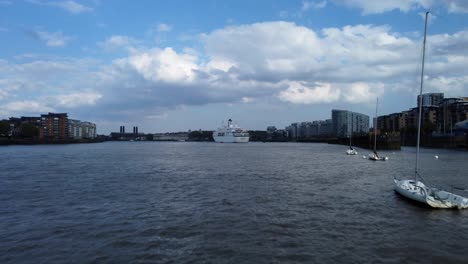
[[350, 112, 352, 147], [415, 11, 429, 178], [374, 98, 378, 152]]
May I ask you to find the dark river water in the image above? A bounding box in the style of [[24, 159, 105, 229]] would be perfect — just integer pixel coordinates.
[[1, 142, 468, 263]]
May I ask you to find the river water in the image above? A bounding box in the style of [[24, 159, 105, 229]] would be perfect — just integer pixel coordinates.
[[1, 142, 468, 263]]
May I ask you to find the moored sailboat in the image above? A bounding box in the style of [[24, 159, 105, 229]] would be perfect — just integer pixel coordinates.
[[393, 12, 468, 209], [346, 112, 358, 155], [346, 146, 358, 155], [368, 98, 388, 161]]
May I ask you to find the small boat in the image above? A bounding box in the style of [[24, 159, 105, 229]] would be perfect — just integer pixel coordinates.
[[394, 12, 468, 209], [346, 112, 358, 155], [369, 98, 388, 161], [346, 147, 358, 155], [212, 119, 249, 143], [368, 151, 388, 161]]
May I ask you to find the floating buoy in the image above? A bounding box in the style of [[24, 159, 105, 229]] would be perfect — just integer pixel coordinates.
[[435, 155, 439, 159], [362, 155, 366, 159]]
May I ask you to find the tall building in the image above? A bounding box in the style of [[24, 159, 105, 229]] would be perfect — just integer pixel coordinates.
[[418, 93, 444, 107], [332, 110, 369, 137], [6, 113, 95, 140], [82, 122, 97, 139], [438, 98, 468, 134], [298, 122, 310, 138], [306, 120, 332, 137], [285, 119, 333, 139], [69, 120, 97, 139], [69, 119, 83, 139], [286, 123, 300, 139], [41, 113, 68, 139], [8, 116, 42, 137], [317, 119, 332, 136]]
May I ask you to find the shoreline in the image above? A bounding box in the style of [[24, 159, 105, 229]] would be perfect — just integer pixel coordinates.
[[0, 138, 105, 146]]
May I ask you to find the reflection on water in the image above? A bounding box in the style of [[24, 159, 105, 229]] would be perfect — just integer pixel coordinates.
[[1, 142, 467, 263]]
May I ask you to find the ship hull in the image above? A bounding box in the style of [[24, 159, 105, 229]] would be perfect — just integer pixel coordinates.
[[213, 135, 249, 143]]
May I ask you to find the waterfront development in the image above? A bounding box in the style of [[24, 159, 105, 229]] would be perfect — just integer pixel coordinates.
[[1, 142, 468, 263], [2, 2, 468, 263]]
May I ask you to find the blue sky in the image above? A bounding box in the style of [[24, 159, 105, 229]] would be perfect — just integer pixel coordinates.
[[1, 0, 468, 133]]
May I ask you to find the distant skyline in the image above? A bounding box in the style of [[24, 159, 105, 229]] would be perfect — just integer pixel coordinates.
[[1, 0, 467, 134]]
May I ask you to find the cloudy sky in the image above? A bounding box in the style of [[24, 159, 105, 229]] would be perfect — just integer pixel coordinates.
[[1, 0, 467, 133]]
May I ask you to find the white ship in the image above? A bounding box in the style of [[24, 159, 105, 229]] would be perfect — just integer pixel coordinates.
[[212, 119, 249, 143]]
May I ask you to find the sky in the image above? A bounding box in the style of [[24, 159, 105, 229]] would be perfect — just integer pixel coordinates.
[[1, 0, 467, 134]]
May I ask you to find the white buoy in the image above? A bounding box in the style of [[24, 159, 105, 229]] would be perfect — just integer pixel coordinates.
[[435, 155, 439, 159], [362, 155, 366, 159]]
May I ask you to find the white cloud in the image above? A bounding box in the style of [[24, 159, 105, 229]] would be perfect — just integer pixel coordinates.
[[242, 97, 254, 103], [331, 0, 431, 14], [28, 0, 92, 14], [98, 35, 138, 51], [333, 0, 468, 14], [0, 79, 23, 100], [278, 81, 340, 104], [2, 21, 468, 127], [119, 47, 199, 83], [56, 0, 92, 13], [157, 23, 172, 32], [342, 82, 385, 103], [54, 92, 103, 107], [145, 112, 169, 120], [321, 24, 413, 64], [425, 76, 468, 96], [445, 0, 468, 13], [0, 58, 103, 118], [302, 1, 327, 11], [3, 100, 54, 113], [203, 21, 323, 78], [429, 30, 468, 57], [419, 11, 437, 23], [0, 90, 7, 100], [32, 30, 71, 47], [144, 23, 174, 44]]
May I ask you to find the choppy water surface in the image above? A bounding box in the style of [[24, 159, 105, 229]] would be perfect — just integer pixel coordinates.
[[1, 142, 468, 263]]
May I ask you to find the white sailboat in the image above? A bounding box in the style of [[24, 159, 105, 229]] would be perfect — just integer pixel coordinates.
[[346, 112, 358, 155], [368, 98, 388, 161], [394, 12, 468, 209], [346, 144, 358, 155]]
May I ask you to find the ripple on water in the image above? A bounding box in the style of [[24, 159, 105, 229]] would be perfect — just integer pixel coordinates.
[[1, 142, 468, 263]]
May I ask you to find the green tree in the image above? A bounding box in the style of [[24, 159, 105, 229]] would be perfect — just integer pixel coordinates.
[[0, 120, 10, 137], [20, 123, 39, 138]]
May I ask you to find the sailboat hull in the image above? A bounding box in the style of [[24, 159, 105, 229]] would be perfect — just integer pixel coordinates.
[[346, 149, 358, 155], [394, 13, 468, 210], [394, 179, 428, 204], [394, 179, 468, 209], [368, 153, 388, 161]]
